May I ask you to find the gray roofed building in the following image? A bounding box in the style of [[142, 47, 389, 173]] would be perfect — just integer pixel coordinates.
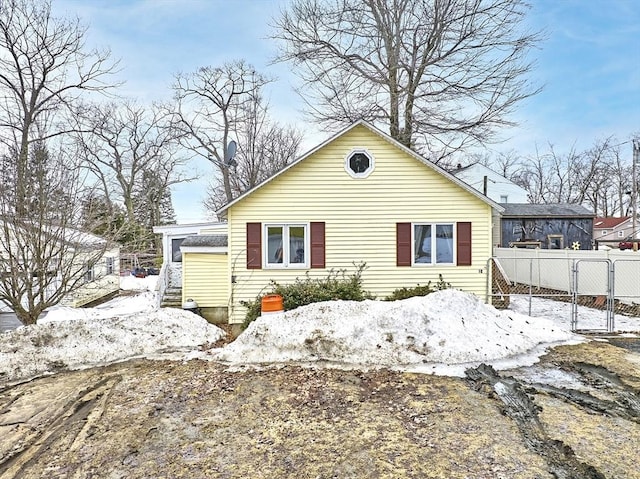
[[499, 203, 595, 250], [501, 203, 594, 218], [180, 235, 228, 248]]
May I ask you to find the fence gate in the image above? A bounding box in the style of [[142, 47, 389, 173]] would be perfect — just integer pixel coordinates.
[[571, 259, 614, 333]]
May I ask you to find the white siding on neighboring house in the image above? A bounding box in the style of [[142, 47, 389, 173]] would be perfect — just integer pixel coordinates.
[[0, 226, 120, 310], [452, 163, 529, 204], [594, 217, 633, 243], [61, 247, 121, 307]]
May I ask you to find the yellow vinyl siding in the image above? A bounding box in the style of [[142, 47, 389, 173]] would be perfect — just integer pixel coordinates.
[[183, 253, 229, 307], [227, 124, 493, 324]]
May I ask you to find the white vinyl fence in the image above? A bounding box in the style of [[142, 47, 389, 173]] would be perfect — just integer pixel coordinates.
[[493, 247, 640, 303]]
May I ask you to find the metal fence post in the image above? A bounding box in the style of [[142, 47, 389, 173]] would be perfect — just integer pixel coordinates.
[[571, 259, 578, 331], [608, 260, 615, 333], [528, 258, 533, 317]]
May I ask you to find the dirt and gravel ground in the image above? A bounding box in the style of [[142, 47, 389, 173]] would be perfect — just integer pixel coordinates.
[[1, 339, 639, 479]]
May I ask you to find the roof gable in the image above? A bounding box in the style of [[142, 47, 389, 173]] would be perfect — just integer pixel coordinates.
[[451, 162, 529, 202], [217, 120, 503, 216], [593, 217, 630, 229]]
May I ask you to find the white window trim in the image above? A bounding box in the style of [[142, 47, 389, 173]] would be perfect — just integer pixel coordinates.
[[170, 236, 186, 263], [618, 230, 624, 238], [264, 223, 310, 269], [412, 222, 456, 266], [344, 148, 375, 179], [601, 230, 608, 236]]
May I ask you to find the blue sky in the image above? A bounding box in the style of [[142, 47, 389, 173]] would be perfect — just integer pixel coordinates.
[[53, 0, 640, 223]]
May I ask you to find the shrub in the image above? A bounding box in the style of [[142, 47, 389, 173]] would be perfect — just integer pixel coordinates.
[[241, 263, 373, 329], [385, 274, 451, 301]]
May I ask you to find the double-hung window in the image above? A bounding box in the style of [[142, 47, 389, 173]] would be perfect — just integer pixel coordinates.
[[414, 223, 454, 265], [106, 257, 115, 275], [265, 224, 308, 268], [171, 238, 184, 262], [84, 262, 95, 283]]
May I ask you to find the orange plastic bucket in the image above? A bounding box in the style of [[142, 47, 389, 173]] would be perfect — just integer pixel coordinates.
[[261, 294, 284, 314]]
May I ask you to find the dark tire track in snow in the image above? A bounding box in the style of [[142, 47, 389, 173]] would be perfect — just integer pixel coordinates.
[[466, 363, 607, 479], [0, 374, 121, 478], [530, 362, 640, 423]]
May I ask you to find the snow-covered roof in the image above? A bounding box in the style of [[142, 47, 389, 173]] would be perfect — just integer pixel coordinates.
[[181, 234, 228, 248], [0, 219, 111, 248], [153, 221, 227, 235]]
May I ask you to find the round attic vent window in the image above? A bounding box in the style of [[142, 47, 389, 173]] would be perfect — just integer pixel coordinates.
[[344, 149, 374, 178]]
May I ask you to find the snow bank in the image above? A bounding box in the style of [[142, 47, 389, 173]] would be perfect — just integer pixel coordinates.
[[0, 308, 225, 383], [120, 274, 159, 291], [43, 291, 158, 322], [215, 289, 581, 376]]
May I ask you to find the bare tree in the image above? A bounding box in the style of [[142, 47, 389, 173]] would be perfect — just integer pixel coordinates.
[[76, 101, 191, 251], [0, 0, 119, 323], [0, 140, 110, 325], [511, 143, 580, 204], [504, 137, 637, 217], [273, 0, 542, 156], [170, 61, 273, 206], [515, 146, 549, 204], [0, 0, 118, 217], [612, 146, 633, 216], [203, 89, 302, 211], [478, 150, 522, 179]]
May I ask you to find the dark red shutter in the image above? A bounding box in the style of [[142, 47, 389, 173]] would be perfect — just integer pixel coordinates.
[[310, 222, 325, 268], [396, 223, 411, 266], [246, 222, 262, 269], [457, 222, 472, 266]]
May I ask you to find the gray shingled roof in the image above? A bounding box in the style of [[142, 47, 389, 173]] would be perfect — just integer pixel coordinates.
[[500, 203, 595, 217], [181, 234, 228, 248]]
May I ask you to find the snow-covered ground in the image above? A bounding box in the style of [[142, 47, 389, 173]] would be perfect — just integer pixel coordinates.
[[213, 290, 584, 376], [1, 282, 639, 383], [0, 276, 225, 383]]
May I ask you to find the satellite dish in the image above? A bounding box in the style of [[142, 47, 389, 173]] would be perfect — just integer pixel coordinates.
[[224, 140, 237, 165]]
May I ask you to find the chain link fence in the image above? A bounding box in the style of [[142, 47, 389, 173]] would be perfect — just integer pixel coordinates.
[[490, 248, 640, 333]]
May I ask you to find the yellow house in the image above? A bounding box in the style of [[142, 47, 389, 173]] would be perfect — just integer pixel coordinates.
[[180, 233, 229, 323], [217, 121, 504, 326], [153, 222, 228, 319]]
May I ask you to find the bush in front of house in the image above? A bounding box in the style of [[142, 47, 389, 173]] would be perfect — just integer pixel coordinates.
[[384, 274, 451, 301], [241, 263, 373, 329]]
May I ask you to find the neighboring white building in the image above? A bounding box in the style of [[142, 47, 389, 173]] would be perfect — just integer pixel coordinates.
[[451, 163, 529, 204], [0, 226, 120, 312], [593, 217, 634, 248]]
